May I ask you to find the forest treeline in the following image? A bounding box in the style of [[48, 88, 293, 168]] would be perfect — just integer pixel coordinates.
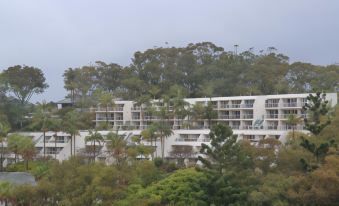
[[63, 42, 338, 103], [1, 42, 338, 130]]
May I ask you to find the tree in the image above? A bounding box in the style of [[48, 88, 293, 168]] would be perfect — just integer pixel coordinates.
[[29, 101, 57, 158], [140, 125, 158, 159], [204, 100, 218, 129], [0, 120, 10, 171], [198, 124, 252, 205], [117, 168, 209, 206], [85, 130, 104, 162], [2, 65, 48, 104], [198, 124, 240, 174], [7, 134, 36, 170], [303, 92, 331, 135], [106, 131, 128, 166], [93, 89, 115, 129], [7, 134, 22, 163], [17, 136, 36, 170], [62, 110, 81, 156], [285, 114, 302, 139], [152, 120, 173, 160]]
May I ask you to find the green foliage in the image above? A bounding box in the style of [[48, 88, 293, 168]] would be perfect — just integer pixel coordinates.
[[303, 92, 331, 135], [2, 65, 48, 104], [118, 168, 209, 206]]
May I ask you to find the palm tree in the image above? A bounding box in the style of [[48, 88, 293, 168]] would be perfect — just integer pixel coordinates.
[[50, 118, 62, 159], [30, 101, 57, 158], [62, 110, 81, 156], [0, 121, 10, 171], [204, 100, 217, 129], [285, 114, 303, 139], [140, 124, 158, 159], [94, 89, 115, 129], [85, 130, 104, 162], [152, 121, 173, 160], [106, 131, 127, 166]]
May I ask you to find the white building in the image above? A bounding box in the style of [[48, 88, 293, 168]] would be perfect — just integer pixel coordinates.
[[5, 93, 338, 164]]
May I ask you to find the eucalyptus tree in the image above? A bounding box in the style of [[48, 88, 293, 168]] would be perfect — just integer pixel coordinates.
[[2, 65, 48, 105], [85, 130, 104, 162]]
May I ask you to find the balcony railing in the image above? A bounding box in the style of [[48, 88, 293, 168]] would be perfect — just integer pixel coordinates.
[[131, 106, 141, 111], [218, 115, 241, 119], [92, 107, 124, 112], [241, 104, 254, 108], [265, 114, 279, 119], [242, 114, 253, 119], [96, 117, 114, 121], [175, 138, 198, 142], [265, 103, 279, 108], [229, 104, 241, 108], [282, 103, 298, 107]]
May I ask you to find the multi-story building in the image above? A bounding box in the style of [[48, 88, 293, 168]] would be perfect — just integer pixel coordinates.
[[4, 93, 338, 165]]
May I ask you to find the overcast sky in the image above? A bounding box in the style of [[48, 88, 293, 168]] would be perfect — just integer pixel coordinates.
[[0, 0, 338, 102]]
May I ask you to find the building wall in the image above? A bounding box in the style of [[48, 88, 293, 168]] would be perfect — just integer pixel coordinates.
[[3, 93, 337, 164]]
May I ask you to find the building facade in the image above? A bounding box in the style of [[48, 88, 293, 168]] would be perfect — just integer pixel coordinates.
[[5, 93, 338, 164]]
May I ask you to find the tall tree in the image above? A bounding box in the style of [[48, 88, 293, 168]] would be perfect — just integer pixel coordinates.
[[2, 65, 48, 104], [93, 89, 115, 129], [285, 114, 303, 139], [62, 110, 81, 156], [0, 120, 10, 171], [303, 92, 331, 135], [29, 101, 56, 158], [85, 130, 104, 162]]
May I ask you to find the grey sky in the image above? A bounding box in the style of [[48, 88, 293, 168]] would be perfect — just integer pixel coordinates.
[[0, 0, 338, 102]]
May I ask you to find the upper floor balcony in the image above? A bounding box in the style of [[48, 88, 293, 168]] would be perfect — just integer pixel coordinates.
[[91, 107, 124, 112], [265, 103, 279, 108]]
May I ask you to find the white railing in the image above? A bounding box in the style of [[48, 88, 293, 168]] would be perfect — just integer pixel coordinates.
[[265, 103, 279, 108], [282, 103, 299, 107]]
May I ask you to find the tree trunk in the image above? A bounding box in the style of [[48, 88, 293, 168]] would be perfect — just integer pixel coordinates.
[[43, 131, 46, 158], [54, 131, 57, 159], [70, 136, 73, 156], [93, 141, 96, 162], [25, 160, 28, 171], [73, 134, 76, 156], [105, 106, 109, 128], [0, 142, 3, 172]]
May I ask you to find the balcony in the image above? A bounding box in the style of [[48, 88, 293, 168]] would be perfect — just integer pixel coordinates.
[[267, 125, 278, 130], [265, 103, 279, 108], [242, 114, 253, 119], [282, 103, 299, 107], [219, 104, 230, 109], [96, 117, 114, 121], [218, 115, 240, 119], [175, 138, 198, 142], [144, 116, 160, 120], [265, 114, 279, 119], [230, 125, 240, 129], [241, 104, 254, 108], [92, 107, 124, 112], [131, 106, 141, 111], [229, 104, 241, 108]]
